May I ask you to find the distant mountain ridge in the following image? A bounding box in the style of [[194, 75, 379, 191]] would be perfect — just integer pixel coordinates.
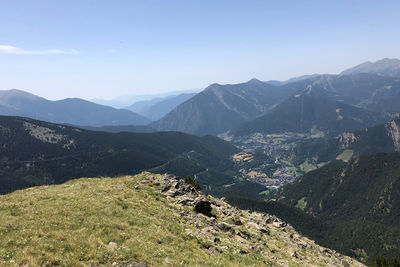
[[150, 62, 400, 137], [233, 94, 384, 137], [295, 73, 400, 114], [341, 58, 400, 78], [0, 89, 150, 126], [151, 79, 297, 135], [232, 72, 400, 137], [266, 74, 321, 86], [91, 89, 201, 108], [126, 93, 196, 121]]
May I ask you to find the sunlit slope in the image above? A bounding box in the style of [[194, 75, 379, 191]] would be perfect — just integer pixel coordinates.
[[0, 172, 363, 266]]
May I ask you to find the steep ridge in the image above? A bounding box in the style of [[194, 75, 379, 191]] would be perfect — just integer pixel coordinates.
[[278, 152, 400, 262], [151, 79, 295, 135], [0, 89, 150, 126], [294, 73, 400, 114], [0, 116, 237, 194], [0, 172, 364, 266], [233, 94, 384, 137]]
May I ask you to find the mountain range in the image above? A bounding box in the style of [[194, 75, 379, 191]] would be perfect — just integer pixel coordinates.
[[0, 89, 150, 126], [152, 73, 400, 137], [2, 58, 400, 137], [150, 59, 400, 137], [151, 79, 298, 135], [91, 89, 200, 108], [292, 73, 400, 114]]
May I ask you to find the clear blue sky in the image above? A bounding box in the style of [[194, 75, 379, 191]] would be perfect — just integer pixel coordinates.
[[0, 0, 399, 100]]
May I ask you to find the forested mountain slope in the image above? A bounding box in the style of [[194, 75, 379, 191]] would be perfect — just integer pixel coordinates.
[[0, 116, 237, 194], [279, 152, 400, 262]]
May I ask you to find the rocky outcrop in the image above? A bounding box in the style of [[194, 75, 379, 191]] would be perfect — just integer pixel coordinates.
[[338, 132, 358, 149], [385, 119, 400, 151], [137, 173, 364, 266]]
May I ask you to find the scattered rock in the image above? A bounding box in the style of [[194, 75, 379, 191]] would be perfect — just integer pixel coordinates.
[[177, 197, 194, 206], [232, 216, 243, 225], [194, 200, 214, 217], [133, 263, 148, 267], [161, 185, 171, 193], [260, 228, 270, 235], [265, 217, 274, 224], [238, 229, 251, 239], [108, 242, 117, 249], [161, 175, 199, 198], [216, 223, 235, 234]]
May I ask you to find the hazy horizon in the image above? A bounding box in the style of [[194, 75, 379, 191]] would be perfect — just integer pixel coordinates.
[[1, 0, 399, 100]]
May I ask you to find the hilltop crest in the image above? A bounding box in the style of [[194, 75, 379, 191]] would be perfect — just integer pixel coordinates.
[[0, 172, 363, 266]]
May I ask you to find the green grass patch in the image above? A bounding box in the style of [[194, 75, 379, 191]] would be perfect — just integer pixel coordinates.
[[336, 150, 354, 162], [295, 197, 307, 211], [0, 174, 270, 266]]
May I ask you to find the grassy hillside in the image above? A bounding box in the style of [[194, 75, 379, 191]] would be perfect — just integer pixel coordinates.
[[0, 172, 363, 266]]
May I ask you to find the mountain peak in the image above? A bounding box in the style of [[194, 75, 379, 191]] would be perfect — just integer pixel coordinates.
[[247, 78, 263, 84], [209, 82, 221, 87]]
